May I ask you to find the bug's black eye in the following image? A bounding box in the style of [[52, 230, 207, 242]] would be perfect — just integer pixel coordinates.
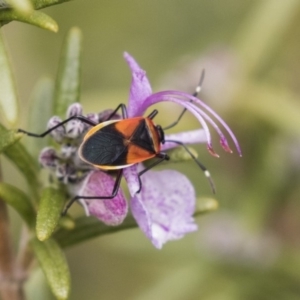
[[156, 125, 165, 144]]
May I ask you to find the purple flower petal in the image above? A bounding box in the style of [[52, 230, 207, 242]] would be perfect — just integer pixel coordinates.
[[163, 129, 207, 151], [126, 168, 197, 249], [77, 170, 128, 226], [123, 165, 140, 195], [123, 53, 242, 156], [137, 91, 241, 156], [124, 52, 152, 117]]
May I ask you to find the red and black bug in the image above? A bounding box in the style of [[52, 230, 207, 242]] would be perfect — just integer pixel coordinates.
[[79, 111, 166, 170], [18, 71, 214, 214]]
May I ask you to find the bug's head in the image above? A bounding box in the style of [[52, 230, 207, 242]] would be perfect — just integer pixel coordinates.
[[156, 125, 165, 144]]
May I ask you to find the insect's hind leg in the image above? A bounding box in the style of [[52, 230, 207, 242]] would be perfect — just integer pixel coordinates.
[[18, 115, 98, 138], [61, 169, 123, 216], [165, 139, 215, 194]]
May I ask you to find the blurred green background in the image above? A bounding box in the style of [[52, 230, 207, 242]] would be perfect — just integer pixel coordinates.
[[2, 0, 300, 299]]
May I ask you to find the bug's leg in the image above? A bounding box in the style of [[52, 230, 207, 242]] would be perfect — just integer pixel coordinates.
[[136, 153, 170, 194], [106, 103, 128, 120], [61, 169, 123, 216], [18, 115, 97, 138], [165, 139, 215, 193], [163, 69, 205, 130]]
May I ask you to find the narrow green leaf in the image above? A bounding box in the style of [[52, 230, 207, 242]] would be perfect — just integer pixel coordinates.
[[55, 215, 137, 248], [0, 32, 19, 126], [31, 238, 70, 300], [0, 10, 58, 32], [0, 182, 35, 227], [33, 0, 72, 10], [0, 123, 22, 153], [3, 138, 39, 199], [26, 77, 54, 157], [54, 27, 82, 117], [194, 197, 219, 216], [36, 187, 65, 241]]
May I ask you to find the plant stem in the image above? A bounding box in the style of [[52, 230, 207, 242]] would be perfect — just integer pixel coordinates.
[[0, 164, 25, 300], [0, 200, 25, 300], [16, 226, 34, 281]]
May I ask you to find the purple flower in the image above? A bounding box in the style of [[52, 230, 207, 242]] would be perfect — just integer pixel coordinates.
[[77, 53, 241, 248], [77, 170, 128, 226]]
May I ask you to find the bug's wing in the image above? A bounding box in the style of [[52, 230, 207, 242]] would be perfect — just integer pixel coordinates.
[[79, 127, 128, 167]]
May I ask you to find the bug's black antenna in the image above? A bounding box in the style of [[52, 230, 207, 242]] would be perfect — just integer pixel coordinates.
[[165, 139, 215, 194], [163, 69, 205, 131]]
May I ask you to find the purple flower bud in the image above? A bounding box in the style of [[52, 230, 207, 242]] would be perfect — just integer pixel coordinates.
[[47, 116, 65, 143], [66, 103, 83, 118], [86, 113, 98, 125], [39, 147, 58, 169], [60, 143, 77, 159], [65, 120, 85, 139], [64, 103, 85, 139], [55, 163, 78, 185]]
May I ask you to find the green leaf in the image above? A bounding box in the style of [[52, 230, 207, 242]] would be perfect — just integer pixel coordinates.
[[0, 182, 36, 227], [55, 215, 137, 248], [194, 197, 219, 216], [54, 27, 82, 117], [0, 32, 19, 126], [0, 123, 22, 153], [31, 237, 70, 300], [26, 77, 54, 157], [0, 9, 58, 32], [3, 138, 39, 199], [36, 187, 65, 241], [33, 0, 72, 10]]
